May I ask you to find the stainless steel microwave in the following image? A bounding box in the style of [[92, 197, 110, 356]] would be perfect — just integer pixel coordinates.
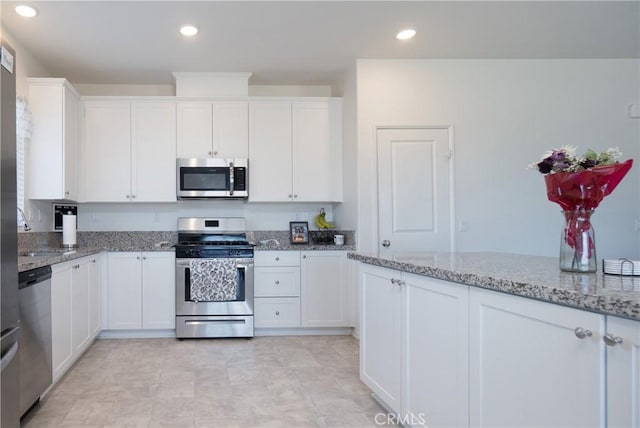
[[177, 158, 248, 199]]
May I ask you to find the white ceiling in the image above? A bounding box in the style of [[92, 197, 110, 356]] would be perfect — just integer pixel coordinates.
[[1, 1, 639, 86]]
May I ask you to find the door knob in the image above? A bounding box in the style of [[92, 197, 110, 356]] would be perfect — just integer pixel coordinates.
[[382, 240, 391, 248]]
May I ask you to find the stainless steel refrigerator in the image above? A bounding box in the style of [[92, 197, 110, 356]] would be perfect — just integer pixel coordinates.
[[0, 41, 20, 428]]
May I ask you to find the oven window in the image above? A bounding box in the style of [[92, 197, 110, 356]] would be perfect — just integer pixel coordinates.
[[181, 167, 229, 191]]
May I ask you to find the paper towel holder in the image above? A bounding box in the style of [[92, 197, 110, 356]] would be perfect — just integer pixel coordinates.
[[53, 204, 77, 230]]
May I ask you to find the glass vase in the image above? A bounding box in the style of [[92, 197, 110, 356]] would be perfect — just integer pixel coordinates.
[[560, 210, 597, 273]]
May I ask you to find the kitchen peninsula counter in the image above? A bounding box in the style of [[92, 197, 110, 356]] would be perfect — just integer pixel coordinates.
[[348, 251, 640, 321]]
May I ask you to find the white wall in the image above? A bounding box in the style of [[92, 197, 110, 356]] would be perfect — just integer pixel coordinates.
[[332, 63, 358, 230], [76, 201, 336, 232], [357, 59, 640, 260]]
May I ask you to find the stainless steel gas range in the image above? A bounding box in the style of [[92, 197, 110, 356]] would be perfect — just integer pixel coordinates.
[[175, 217, 254, 338]]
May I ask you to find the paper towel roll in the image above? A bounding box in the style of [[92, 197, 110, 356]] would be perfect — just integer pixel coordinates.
[[62, 213, 77, 248]]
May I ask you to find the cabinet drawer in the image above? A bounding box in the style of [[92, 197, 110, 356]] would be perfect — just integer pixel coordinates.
[[255, 267, 300, 297], [254, 297, 301, 328], [254, 251, 300, 267]]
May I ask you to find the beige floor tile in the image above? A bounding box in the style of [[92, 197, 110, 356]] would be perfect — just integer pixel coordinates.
[[22, 335, 386, 428]]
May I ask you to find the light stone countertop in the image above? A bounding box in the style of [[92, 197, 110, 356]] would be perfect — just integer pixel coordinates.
[[348, 251, 640, 321]]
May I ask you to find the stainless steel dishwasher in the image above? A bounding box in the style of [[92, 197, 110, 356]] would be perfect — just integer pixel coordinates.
[[18, 265, 52, 417]]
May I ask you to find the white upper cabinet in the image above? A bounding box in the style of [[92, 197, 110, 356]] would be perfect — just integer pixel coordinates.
[[28, 78, 81, 200], [82, 99, 176, 202], [248, 99, 342, 202], [177, 101, 248, 159]]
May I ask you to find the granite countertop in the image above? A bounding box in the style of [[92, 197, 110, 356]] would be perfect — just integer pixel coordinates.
[[18, 245, 175, 272], [348, 251, 640, 322]]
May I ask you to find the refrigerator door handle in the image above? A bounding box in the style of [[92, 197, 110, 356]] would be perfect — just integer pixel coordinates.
[[1, 341, 18, 371]]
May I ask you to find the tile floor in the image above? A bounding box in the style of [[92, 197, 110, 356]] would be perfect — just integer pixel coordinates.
[[22, 335, 389, 428]]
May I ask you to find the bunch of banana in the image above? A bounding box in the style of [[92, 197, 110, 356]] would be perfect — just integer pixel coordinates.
[[314, 209, 335, 229]]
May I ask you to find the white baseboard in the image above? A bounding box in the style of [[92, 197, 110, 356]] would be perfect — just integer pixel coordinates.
[[255, 327, 354, 337], [98, 329, 176, 339]]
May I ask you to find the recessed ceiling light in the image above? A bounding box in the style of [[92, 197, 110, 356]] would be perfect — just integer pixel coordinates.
[[180, 25, 198, 37], [15, 5, 37, 18], [396, 29, 416, 40]]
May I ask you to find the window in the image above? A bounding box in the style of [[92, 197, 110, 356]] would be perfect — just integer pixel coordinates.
[[16, 96, 31, 227]]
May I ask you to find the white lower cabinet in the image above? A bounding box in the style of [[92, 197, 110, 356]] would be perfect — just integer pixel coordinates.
[[106, 252, 175, 330], [606, 315, 640, 428], [254, 251, 301, 328], [254, 250, 351, 330], [359, 263, 640, 428], [301, 251, 350, 328], [359, 264, 469, 425], [360, 265, 402, 413], [403, 273, 469, 428], [51, 254, 102, 383], [469, 287, 605, 427]]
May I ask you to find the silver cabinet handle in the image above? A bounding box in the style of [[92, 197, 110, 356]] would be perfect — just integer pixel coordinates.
[[604, 334, 624, 347], [293, 194, 298, 198], [142, 256, 147, 260], [302, 255, 306, 259], [213, 151, 218, 156], [574, 327, 593, 339], [390, 278, 398, 284], [208, 151, 213, 156], [382, 240, 391, 248], [126, 194, 131, 199], [275, 257, 280, 261], [131, 194, 136, 199], [399, 280, 406, 286], [275, 280, 280, 285], [65, 191, 70, 195], [275, 311, 280, 316], [288, 194, 292, 198], [137, 256, 141, 260]]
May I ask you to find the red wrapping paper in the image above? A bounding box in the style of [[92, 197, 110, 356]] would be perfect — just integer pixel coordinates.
[[544, 159, 633, 211]]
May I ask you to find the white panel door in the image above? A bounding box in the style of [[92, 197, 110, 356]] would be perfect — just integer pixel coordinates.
[[402, 274, 469, 428], [176, 102, 213, 158], [213, 101, 249, 158], [248, 101, 292, 201], [300, 251, 349, 327], [606, 316, 640, 428], [51, 264, 73, 382], [360, 264, 402, 413], [131, 102, 176, 202], [292, 102, 341, 202], [83, 102, 131, 202], [141, 252, 176, 329], [470, 288, 605, 427], [71, 260, 90, 353], [107, 252, 143, 329], [377, 128, 451, 253]]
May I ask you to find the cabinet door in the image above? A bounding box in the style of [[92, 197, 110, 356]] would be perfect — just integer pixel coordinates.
[[301, 251, 349, 327], [132, 102, 176, 202], [107, 252, 142, 329], [213, 101, 249, 158], [606, 316, 640, 428], [292, 101, 342, 202], [360, 264, 402, 413], [63, 85, 79, 200], [83, 102, 131, 202], [71, 260, 90, 354], [402, 274, 469, 428], [469, 287, 605, 427], [88, 256, 102, 338], [141, 252, 175, 329], [248, 101, 292, 201], [177, 102, 213, 158], [51, 264, 73, 382]]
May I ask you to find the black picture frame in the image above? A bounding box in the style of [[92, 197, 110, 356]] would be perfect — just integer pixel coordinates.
[[289, 221, 309, 244]]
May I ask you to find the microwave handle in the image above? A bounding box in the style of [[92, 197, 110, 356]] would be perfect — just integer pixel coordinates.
[[229, 162, 235, 196]]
